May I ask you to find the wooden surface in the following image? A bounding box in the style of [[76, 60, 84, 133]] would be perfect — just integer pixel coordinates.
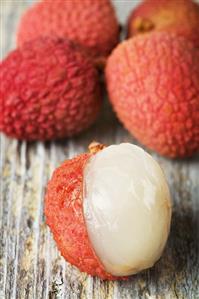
[[0, 1, 199, 298]]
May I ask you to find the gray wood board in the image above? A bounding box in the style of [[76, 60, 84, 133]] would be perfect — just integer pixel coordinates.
[[0, 1, 199, 298]]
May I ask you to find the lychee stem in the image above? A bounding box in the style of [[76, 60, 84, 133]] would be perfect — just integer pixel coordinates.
[[94, 56, 107, 71], [88, 141, 106, 154], [133, 17, 154, 33]]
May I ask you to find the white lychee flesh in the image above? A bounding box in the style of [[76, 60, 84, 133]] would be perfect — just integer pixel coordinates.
[[83, 143, 172, 277]]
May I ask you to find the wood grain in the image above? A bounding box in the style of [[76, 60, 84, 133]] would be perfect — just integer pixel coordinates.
[[0, 1, 199, 298]]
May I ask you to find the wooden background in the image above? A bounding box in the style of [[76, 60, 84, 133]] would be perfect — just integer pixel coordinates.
[[0, 1, 199, 298]]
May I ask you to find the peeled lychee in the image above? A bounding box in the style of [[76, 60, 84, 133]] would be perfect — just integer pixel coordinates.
[[0, 37, 101, 141], [127, 0, 199, 48], [17, 0, 119, 59], [45, 142, 172, 280], [106, 32, 199, 158]]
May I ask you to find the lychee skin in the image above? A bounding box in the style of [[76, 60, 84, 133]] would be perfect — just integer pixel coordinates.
[[17, 0, 119, 58], [106, 32, 199, 158], [127, 0, 199, 48], [0, 37, 101, 141], [44, 152, 119, 280]]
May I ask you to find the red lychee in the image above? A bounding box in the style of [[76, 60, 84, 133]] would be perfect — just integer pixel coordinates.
[[105, 32, 199, 158], [0, 37, 101, 141], [45, 142, 171, 279], [17, 0, 119, 59], [127, 0, 199, 48]]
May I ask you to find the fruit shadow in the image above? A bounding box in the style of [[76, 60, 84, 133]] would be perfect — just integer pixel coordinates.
[[71, 97, 120, 145], [114, 205, 199, 296], [44, 95, 123, 153]]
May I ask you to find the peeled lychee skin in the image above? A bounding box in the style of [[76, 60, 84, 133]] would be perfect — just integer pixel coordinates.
[[17, 0, 119, 58], [45, 152, 117, 280], [0, 37, 101, 140], [106, 33, 199, 158], [127, 0, 199, 48]]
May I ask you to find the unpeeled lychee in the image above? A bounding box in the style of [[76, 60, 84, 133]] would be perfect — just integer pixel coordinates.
[[17, 0, 119, 59], [45, 142, 171, 280], [127, 0, 199, 48], [0, 37, 101, 141], [106, 32, 199, 158]]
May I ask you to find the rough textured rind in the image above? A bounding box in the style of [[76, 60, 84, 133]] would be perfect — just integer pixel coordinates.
[[0, 37, 101, 140], [127, 0, 199, 48], [106, 32, 199, 158], [44, 152, 121, 280], [17, 0, 119, 58]]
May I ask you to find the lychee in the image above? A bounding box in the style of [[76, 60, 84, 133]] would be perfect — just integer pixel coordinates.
[[0, 37, 101, 141], [127, 0, 199, 48], [17, 0, 119, 59], [45, 142, 172, 280], [106, 32, 199, 158]]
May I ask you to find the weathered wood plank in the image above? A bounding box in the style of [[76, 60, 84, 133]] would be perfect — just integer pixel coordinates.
[[0, 1, 199, 298]]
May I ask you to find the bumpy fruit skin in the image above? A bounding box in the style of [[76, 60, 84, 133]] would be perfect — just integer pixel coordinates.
[[17, 0, 119, 58], [127, 0, 199, 48], [45, 151, 120, 280], [106, 32, 199, 158], [0, 37, 101, 140]]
